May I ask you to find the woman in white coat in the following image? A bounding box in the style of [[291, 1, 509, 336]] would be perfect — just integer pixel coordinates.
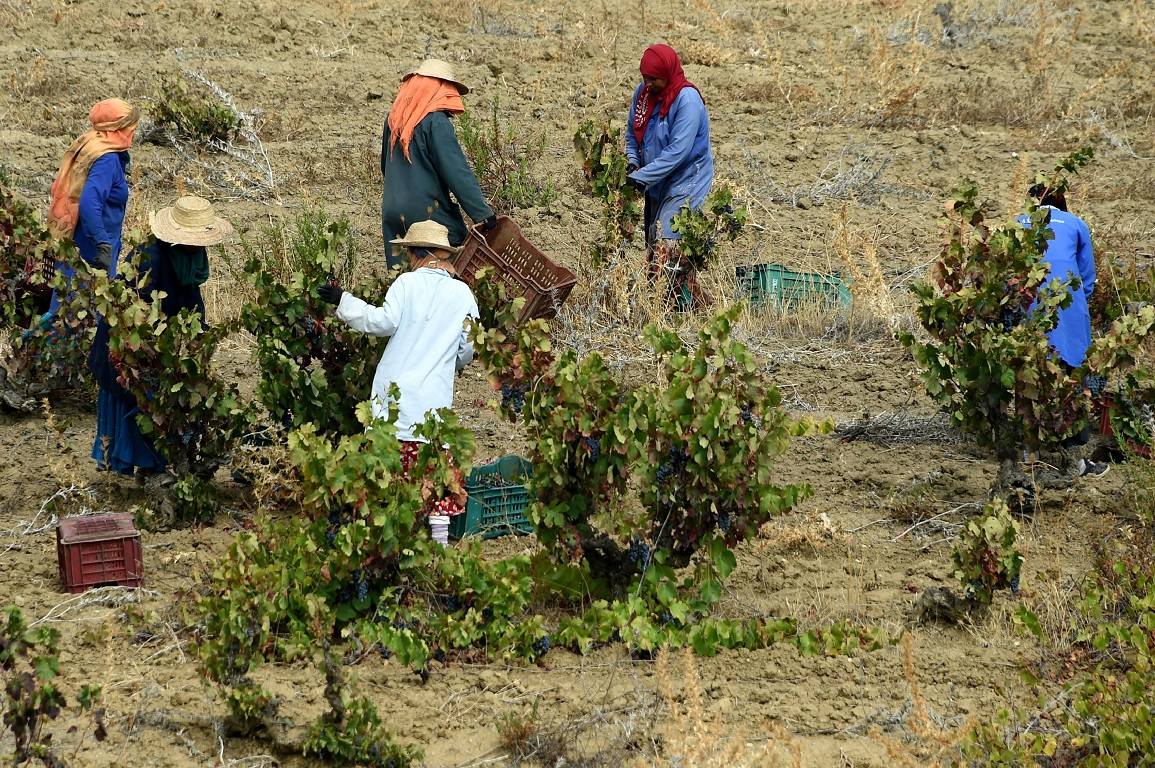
[[318, 219, 479, 544]]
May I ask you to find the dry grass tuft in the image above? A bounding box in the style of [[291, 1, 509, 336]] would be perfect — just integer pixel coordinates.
[[758, 510, 848, 554], [677, 40, 736, 67], [637, 647, 801, 768], [867, 634, 974, 766], [833, 204, 899, 329]]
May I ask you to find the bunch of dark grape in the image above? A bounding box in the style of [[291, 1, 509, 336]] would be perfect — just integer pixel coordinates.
[[326, 507, 352, 547], [353, 569, 369, 601], [500, 382, 527, 413], [1085, 375, 1108, 397], [582, 436, 602, 463], [739, 405, 754, 425], [474, 473, 516, 489], [531, 635, 551, 658], [336, 585, 354, 605], [376, 641, 392, 660], [627, 537, 652, 568], [1009, 574, 1021, 592], [659, 612, 674, 626], [717, 509, 731, 534], [445, 594, 462, 613], [655, 445, 688, 486], [999, 308, 1025, 332]]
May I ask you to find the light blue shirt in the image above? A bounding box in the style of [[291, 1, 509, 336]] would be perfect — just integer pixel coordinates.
[[1017, 206, 1095, 367], [625, 86, 714, 241]]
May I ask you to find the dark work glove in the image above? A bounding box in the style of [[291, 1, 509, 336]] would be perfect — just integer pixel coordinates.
[[317, 283, 344, 306], [625, 176, 646, 192], [483, 215, 498, 232], [627, 163, 639, 175], [94, 243, 113, 272]]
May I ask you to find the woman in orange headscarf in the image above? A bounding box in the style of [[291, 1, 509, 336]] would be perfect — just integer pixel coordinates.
[[47, 99, 139, 311], [379, 59, 496, 269]]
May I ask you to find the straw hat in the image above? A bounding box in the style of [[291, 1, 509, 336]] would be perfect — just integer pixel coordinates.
[[390, 219, 461, 254], [149, 196, 235, 247], [403, 58, 469, 95]]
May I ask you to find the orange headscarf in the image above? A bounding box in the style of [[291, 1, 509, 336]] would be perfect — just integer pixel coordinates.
[[47, 99, 140, 239], [386, 75, 464, 161]]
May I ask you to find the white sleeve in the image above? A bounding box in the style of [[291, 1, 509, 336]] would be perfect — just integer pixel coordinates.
[[336, 282, 404, 337]]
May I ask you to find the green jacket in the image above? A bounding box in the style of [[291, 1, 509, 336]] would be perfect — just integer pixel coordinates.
[[380, 110, 494, 268]]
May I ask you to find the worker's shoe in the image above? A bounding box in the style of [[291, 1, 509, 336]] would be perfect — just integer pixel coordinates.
[[1077, 459, 1110, 478]]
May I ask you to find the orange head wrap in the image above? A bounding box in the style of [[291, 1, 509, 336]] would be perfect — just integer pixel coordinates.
[[47, 98, 140, 239], [386, 75, 464, 162]]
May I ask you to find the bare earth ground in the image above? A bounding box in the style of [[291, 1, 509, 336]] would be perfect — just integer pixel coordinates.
[[0, 0, 1153, 765]]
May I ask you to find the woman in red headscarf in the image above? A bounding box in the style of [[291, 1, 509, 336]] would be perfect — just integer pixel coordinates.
[[46, 98, 140, 312], [625, 44, 715, 309]]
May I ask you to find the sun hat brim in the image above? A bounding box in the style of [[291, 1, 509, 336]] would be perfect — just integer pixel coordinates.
[[389, 235, 462, 254], [403, 60, 470, 95], [149, 207, 235, 247]]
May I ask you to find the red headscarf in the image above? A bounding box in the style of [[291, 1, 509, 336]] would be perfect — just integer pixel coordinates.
[[632, 44, 701, 146], [47, 99, 139, 239]]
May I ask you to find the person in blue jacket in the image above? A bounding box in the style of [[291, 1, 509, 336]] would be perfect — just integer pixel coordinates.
[[46, 98, 139, 313], [1018, 182, 1106, 477], [625, 44, 714, 309]]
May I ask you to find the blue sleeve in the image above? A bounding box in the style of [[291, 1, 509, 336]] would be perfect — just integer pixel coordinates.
[[77, 154, 118, 247], [625, 86, 642, 167], [630, 90, 703, 186], [1077, 219, 1095, 300]]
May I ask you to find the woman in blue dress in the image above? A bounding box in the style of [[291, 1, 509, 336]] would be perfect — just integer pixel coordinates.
[[87, 196, 234, 475], [625, 44, 714, 309]]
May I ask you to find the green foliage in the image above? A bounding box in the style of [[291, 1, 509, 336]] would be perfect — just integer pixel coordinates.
[[631, 305, 825, 564], [1088, 252, 1155, 330], [239, 212, 388, 435], [150, 73, 241, 145], [470, 267, 825, 622], [3, 239, 96, 401], [91, 254, 251, 515], [304, 692, 419, 767], [951, 498, 1022, 605], [458, 97, 555, 212], [0, 183, 57, 329], [303, 650, 420, 768], [902, 149, 1155, 457], [966, 519, 1155, 766], [573, 117, 643, 265], [669, 187, 747, 272], [0, 606, 106, 765]]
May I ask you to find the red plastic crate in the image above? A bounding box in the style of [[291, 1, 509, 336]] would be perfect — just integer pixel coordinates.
[[56, 514, 143, 593], [455, 216, 577, 324]]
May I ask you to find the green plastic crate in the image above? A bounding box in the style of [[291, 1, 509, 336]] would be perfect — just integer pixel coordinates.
[[736, 264, 851, 309], [448, 455, 534, 540]]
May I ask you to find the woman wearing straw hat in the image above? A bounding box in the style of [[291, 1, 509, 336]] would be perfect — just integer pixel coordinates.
[[624, 45, 715, 310], [318, 219, 478, 545], [46, 98, 140, 312], [87, 196, 234, 475], [380, 58, 497, 270]]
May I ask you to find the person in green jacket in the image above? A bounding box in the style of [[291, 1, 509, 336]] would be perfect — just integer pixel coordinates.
[[380, 59, 496, 270]]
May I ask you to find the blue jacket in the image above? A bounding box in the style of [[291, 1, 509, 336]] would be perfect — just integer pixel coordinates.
[[51, 152, 130, 314], [1017, 206, 1095, 367], [74, 152, 130, 264], [625, 85, 714, 242]]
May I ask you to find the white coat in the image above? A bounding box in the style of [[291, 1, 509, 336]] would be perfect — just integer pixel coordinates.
[[336, 267, 478, 441]]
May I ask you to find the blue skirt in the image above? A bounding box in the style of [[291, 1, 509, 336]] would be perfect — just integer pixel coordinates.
[[92, 388, 166, 474]]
